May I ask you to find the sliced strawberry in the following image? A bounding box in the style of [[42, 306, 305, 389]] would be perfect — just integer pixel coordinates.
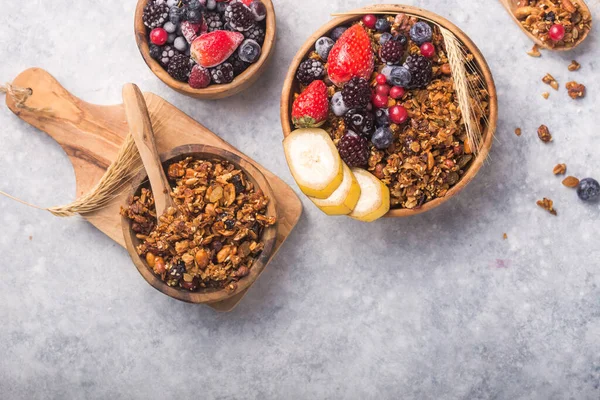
[[327, 24, 374, 86], [190, 30, 244, 68], [292, 80, 329, 128]]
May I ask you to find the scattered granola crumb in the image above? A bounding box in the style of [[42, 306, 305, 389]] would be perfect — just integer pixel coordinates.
[[537, 197, 557, 215], [542, 73, 559, 91], [527, 44, 541, 57], [28, 236, 32, 241], [537, 125, 552, 143], [503, 233, 508, 240], [553, 163, 567, 175], [542, 92, 550, 99], [562, 176, 580, 188], [568, 60, 581, 71], [515, 128, 522, 137], [566, 81, 585, 99]]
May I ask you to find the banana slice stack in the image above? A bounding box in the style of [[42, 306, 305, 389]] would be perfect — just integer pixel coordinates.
[[283, 128, 390, 222]]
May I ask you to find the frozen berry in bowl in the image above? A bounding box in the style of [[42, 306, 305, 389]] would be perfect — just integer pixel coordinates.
[[362, 14, 377, 30], [315, 37, 335, 60], [168, 53, 193, 81], [549, 24, 565, 41], [338, 130, 369, 167], [420, 42, 435, 58], [375, 18, 391, 32], [372, 93, 389, 109], [204, 11, 224, 32], [403, 55, 433, 89], [188, 64, 211, 88], [331, 91, 349, 117], [150, 28, 169, 45], [331, 26, 348, 41], [379, 32, 393, 45], [248, 0, 267, 21], [389, 86, 405, 99], [238, 39, 261, 63], [210, 62, 235, 84], [383, 65, 412, 88], [375, 84, 390, 96], [296, 59, 325, 86], [341, 77, 371, 109], [577, 178, 600, 202], [380, 40, 404, 65], [224, 1, 255, 31], [372, 126, 394, 150], [374, 108, 390, 126], [410, 21, 433, 45], [143, 2, 169, 29], [389, 105, 408, 124], [344, 109, 375, 137], [244, 24, 266, 44]]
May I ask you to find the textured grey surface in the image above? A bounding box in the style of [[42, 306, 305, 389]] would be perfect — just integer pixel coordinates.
[[1, 0, 599, 399]]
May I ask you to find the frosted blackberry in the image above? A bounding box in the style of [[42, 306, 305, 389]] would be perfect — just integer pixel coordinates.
[[380, 40, 404, 65], [344, 109, 375, 137], [149, 44, 162, 60], [403, 55, 432, 89], [337, 131, 369, 168], [167, 54, 192, 82], [204, 11, 224, 32], [210, 63, 235, 84], [244, 24, 266, 44], [143, 2, 169, 29], [341, 77, 371, 109], [159, 45, 180, 67], [228, 53, 249, 75], [296, 59, 324, 86], [224, 2, 255, 32]]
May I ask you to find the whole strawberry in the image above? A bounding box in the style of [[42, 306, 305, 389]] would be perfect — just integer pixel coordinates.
[[190, 30, 244, 68], [327, 24, 374, 86], [292, 80, 329, 128]]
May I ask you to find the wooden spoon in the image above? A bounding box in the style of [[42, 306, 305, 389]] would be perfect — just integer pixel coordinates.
[[498, 0, 592, 51], [122, 83, 175, 218]]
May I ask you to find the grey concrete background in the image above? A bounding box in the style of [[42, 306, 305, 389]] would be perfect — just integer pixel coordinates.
[[0, 0, 599, 399]]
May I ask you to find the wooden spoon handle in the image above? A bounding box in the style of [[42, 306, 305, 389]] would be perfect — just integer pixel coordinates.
[[122, 83, 175, 218]]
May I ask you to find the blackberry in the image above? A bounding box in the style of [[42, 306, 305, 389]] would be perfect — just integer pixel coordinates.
[[296, 59, 324, 86], [167, 54, 192, 82], [204, 11, 224, 32], [149, 44, 162, 60], [158, 45, 180, 67], [341, 77, 371, 109], [380, 40, 404, 65], [210, 63, 235, 84], [244, 24, 266, 44], [143, 2, 169, 29], [224, 2, 255, 32], [403, 55, 433, 89], [337, 131, 369, 168], [343, 109, 375, 137], [227, 53, 249, 76]]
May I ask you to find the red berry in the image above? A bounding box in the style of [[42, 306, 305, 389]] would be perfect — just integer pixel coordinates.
[[375, 84, 390, 96], [373, 94, 389, 109], [150, 28, 168, 46], [362, 15, 377, 29], [390, 86, 405, 99], [375, 73, 387, 85], [549, 24, 565, 41], [420, 42, 435, 58], [389, 105, 408, 124]]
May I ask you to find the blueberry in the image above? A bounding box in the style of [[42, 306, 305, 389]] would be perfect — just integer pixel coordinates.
[[186, 8, 202, 23], [371, 126, 394, 150], [167, 33, 177, 44], [577, 178, 600, 202], [331, 26, 348, 41], [187, 0, 202, 10], [216, 2, 228, 13], [379, 32, 393, 45], [374, 108, 390, 127], [167, 0, 179, 6], [249, 1, 267, 22], [206, 0, 217, 10], [331, 92, 348, 117], [316, 37, 335, 60], [375, 18, 391, 32], [169, 6, 183, 24], [410, 22, 433, 45], [383, 66, 411, 87], [238, 39, 261, 63], [174, 36, 187, 51], [394, 33, 408, 46]]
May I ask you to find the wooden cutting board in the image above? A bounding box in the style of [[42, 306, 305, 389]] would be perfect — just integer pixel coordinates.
[[5, 67, 302, 312]]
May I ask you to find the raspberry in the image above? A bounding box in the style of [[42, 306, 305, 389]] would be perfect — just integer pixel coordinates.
[[167, 54, 192, 82], [296, 59, 324, 86], [337, 131, 369, 168], [143, 2, 169, 29], [403, 55, 433, 89], [210, 63, 235, 84], [224, 2, 255, 32], [341, 77, 371, 109], [188, 64, 211, 88]]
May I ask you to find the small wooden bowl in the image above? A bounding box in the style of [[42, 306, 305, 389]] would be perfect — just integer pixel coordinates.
[[134, 0, 276, 99], [122, 144, 278, 304], [280, 4, 498, 218]]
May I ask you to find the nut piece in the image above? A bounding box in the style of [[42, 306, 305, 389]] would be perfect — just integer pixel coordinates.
[[542, 74, 559, 91], [440, 64, 452, 75], [553, 163, 567, 175], [562, 176, 580, 188], [542, 92, 549, 99], [515, 128, 522, 137], [537, 198, 557, 216], [503, 233, 508, 240], [566, 81, 585, 99], [537, 125, 552, 143], [562, 0, 577, 13], [568, 60, 581, 71], [527, 44, 541, 57], [195, 249, 210, 269]]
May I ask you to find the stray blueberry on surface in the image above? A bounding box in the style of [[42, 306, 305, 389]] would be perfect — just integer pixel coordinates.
[[577, 178, 600, 202]]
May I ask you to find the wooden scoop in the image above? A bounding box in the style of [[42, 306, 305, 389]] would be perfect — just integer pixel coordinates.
[[122, 83, 175, 218], [499, 0, 592, 51]]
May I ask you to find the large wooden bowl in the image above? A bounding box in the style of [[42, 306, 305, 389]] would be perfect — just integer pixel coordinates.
[[134, 0, 276, 99], [122, 144, 278, 304], [280, 4, 498, 218]]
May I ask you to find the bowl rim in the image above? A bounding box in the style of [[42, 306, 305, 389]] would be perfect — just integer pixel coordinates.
[[134, 0, 277, 99], [280, 4, 498, 218], [121, 144, 278, 304]]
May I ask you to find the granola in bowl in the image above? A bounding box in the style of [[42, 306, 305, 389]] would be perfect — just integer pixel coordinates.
[[121, 156, 276, 293]]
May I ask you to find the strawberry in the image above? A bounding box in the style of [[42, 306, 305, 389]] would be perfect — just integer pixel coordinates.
[[240, 0, 253, 5], [292, 80, 329, 128], [190, 30, 244, 68], [181, 21, 202, 44], [327, 24, 374, 86]]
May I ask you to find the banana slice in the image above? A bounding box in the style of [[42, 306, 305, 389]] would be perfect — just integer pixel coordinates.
[[349, 168, 390, 222], [310, 163, 361, 215], [283, 128, 343, 199]]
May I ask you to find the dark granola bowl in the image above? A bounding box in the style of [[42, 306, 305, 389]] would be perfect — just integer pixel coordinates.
[[280, 4, 498, 218], [121, 144, 278, 304]]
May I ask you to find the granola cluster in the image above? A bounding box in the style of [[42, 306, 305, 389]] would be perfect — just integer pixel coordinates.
[[515, 0, 591, 49], [121, 157, 276, 292]]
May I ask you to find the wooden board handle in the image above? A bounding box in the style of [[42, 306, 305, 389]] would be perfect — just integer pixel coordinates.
[[122, 83, 175, 217]]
